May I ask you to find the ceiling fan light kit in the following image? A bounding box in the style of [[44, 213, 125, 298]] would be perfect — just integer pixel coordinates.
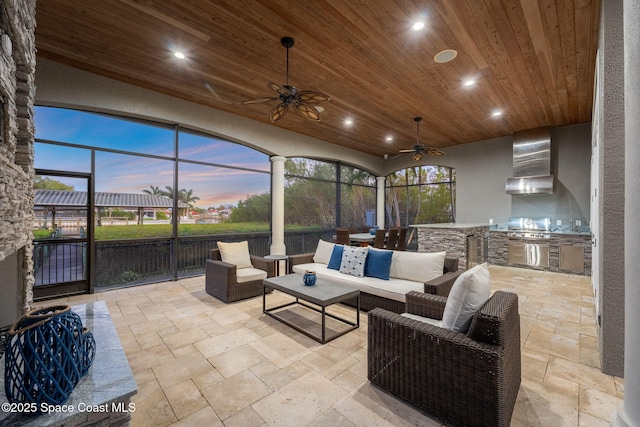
[[242, 37, 331, 122], [396, 117, 445, 161]]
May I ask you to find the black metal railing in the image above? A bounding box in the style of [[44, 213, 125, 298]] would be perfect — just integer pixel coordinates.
[[91, 229, 334, 289], [33, 239, 87, 286]]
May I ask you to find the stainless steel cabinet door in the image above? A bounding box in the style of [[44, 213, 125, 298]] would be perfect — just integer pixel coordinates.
[[526, 243, 549, 268], [508, 241, 526, 265]]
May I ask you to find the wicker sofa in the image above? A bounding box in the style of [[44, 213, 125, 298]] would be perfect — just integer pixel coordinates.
[[368, 290, 521, 427], [205, 248, 276, 303], [288, 241, 462, 313]]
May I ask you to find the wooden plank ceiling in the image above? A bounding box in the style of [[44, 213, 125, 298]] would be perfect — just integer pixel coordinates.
[[34, 0, 600, 158]]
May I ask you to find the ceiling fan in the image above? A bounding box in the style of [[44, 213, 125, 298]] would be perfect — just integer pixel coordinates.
[[242, 37, 331, 122], [397, 117, 445, 161]]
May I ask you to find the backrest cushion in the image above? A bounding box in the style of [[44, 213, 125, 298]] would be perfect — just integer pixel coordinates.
[[364, 248, 393, 280], [339, 246, 369, 278], [389, 251, 446, 283], [217, 241, 253, 269], [327, 245, 345, 270], [313, 239, 335, 264], [441, 263, 491, 332]]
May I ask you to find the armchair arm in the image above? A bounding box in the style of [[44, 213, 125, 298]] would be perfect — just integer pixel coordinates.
[[250, 255, 276, 277], [423, 270, 463, 296], [205, 259, 237, 302], [405, 291, 447, 319], [287, 253, 314, 273]]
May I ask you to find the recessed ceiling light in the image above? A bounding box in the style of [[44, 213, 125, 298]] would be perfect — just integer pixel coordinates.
[[385, 136, 393, 142], [174, 51, 186, 59], [412, 21, 425, 31], [434, 49, 457, 63], [463, 79, 476, 87], [492, 110, 503, 117], [344, 118, 353, 126]]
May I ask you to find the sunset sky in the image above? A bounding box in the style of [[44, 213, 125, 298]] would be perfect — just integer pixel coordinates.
[[34, 107, 271, 208]]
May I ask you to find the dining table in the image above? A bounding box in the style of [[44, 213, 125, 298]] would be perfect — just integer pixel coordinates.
[[349, 232, 378, 246]]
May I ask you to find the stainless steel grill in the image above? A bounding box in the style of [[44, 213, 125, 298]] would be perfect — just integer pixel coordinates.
[[507, 217, 551, 239], [507, 217, 551, 267]]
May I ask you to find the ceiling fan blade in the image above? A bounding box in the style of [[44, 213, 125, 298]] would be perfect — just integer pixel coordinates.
[[241, 97, 279, 105], [297, 91, 331, 104], [269, 103, 289, 122], [425, 147, 445, 156], [267, 82, 282, 92], [398, 149, 414, 153], [293, 102, 321, 121]]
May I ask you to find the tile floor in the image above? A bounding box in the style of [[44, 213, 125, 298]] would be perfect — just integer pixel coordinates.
[[43, 265, 624, 426]]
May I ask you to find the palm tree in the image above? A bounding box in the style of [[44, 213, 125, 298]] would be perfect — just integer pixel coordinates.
[[142, 185, 162, 195], [180, 189, 200, 207]]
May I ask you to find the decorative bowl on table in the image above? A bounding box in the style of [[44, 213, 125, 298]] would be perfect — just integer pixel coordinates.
[[303, 270, 317, 286]]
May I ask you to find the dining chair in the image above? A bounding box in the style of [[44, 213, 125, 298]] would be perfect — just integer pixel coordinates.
[[385, 228, 399, 250], [396, 227, 408, 251], [335, 227, 351, 245], [372, 229, 386, 248]]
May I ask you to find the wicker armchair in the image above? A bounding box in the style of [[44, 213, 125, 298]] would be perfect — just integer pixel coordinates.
[[205, 248, 276, 303], [368, 290, 521, 427]]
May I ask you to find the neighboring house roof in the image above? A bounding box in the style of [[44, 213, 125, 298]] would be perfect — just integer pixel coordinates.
[[34, 189, 190, 208]]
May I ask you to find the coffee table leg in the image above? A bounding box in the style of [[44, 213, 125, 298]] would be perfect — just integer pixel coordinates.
[[321, 306, 326, 343], [357, 294, 360, 327], [262, 285, 266, 313]]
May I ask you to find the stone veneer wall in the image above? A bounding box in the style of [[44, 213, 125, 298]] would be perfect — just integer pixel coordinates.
[[416, 226, 489, 270], [0, 0, 37, 324]]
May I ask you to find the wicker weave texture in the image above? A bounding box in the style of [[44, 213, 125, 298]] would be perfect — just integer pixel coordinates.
[[205, 249, 275, 303], [367, 291, 521, 427]]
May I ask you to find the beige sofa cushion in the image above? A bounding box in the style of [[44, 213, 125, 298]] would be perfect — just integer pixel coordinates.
[[236, 267, 268, 283], [389, 251, 446, 283], [313, 239, 335, 264], [217, 241, 253, 269]]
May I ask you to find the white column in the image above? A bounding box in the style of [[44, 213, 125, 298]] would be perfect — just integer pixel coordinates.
[[612, 1, 640, 425], [376, 176, 386, 229], [270, 156, 286, 255]]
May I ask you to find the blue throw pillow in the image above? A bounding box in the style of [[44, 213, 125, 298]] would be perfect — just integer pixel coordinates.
[[364, 248, 393, 280], [327, 245, 344, 270]]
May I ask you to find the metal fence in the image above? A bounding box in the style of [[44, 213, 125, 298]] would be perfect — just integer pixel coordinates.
[[92, 229, 334, 290], [33, 239, 87, 286]]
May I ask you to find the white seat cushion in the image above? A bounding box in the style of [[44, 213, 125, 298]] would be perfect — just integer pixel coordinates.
[[441, 262, 491, 332], [236, 267, 268, 283], [218, 241, 253, 269], [292, 262, 424, 303]]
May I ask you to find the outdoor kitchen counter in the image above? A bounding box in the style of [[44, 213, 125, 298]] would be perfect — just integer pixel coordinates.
[[412, 223, 491, 270], [412, 223, 491, 230], [489, 230, 592, 275]]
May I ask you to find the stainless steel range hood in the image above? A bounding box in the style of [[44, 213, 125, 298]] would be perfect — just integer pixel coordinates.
[[505, 127, 554, 195]]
